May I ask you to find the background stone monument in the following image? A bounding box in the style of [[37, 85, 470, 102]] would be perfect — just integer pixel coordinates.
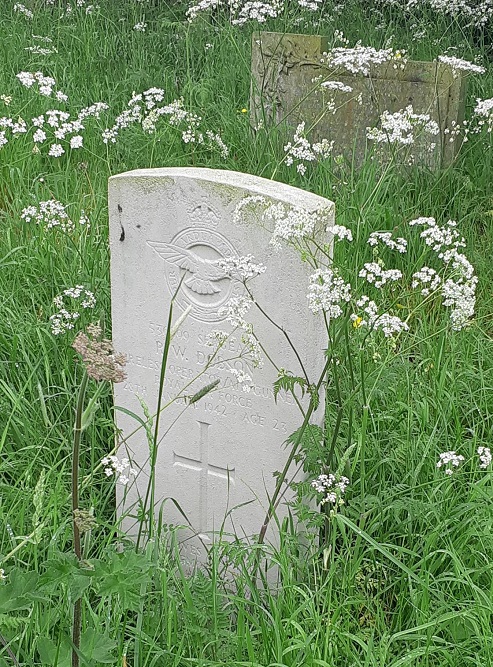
[[109, 167, 334, 565], [251, 32, 467, 169]]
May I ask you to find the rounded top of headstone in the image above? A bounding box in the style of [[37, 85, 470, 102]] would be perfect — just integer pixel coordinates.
[[109, 167, 333, 212]]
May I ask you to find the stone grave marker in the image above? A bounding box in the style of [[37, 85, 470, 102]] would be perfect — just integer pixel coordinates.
[[109, 167, 334, 565], [251, 32, 466, 169]]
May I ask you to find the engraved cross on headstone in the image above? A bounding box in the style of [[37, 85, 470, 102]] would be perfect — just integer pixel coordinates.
[[173, 420, 235, 538]]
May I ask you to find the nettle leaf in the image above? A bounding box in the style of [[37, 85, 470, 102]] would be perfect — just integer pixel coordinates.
[[0, 569, 44, 613], [41, 552, 80, 581], [80, 628, 117, 664], [69, 574, 93, 600], [273, 372, 307, 402], [40, 552, 92, 598], [92, 549, 153, 612], [37, 635, 71, 667], [37, 629, 117, 666]]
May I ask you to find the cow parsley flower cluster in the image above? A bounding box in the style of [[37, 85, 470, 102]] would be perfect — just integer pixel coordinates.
[[320, 80, 353, 93], [264, 202, 332, 250], [229, 368, 254, 392], [1, 98, 108, 156], [298, 0, 322, 8], [437, 55, 485, 74], [441, 277, 478, 330], [0, 115, 27, 149], [311, 472, 349, 507], [284, 122, 334, 174], [13, 3, 33, 18], [21, 200, 90, 233], [48, 143, 65, 157], [367, 105, 439, 147], [428, 0, 493, 25], [25, 45, 58, 55], [232, 0, 283, 24], [102, 91, 229, 157], [16, 71, 68, 102], [216, 255, 266, 281], [218, 296, 263, 368], [50, 286, 96, 335], [219, 295, 253, 329], [322, 46, 406, 76], [31, 104, 108, 155], [101, 455, 136, 486], [307, 268, 352, 317], [331, 224, 353, 242], [186, 0, 221, 21], [232, 195, 267, 225], [351, 296, 409, 338], [437, 450, 464, 475], [473, 97, 493, 132], [409, 217, 476, 330], [186, 0, 283, 23], [367, 231, 407, 253], [478, 446, 492, 469], [23, 34, 57, 55], [413, 218, 466, 254], [411, 267, 441, 296], [206, 330, 230, 347], [359, 262, 402, 288], [186, 0, 326, 21], [375, 0, 493, 28]]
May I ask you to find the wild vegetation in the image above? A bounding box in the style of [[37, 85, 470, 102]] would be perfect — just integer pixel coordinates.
[[0, 1, 493, 665]]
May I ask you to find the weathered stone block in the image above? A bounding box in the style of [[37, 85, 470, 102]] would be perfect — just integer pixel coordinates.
[[251, 32, 466, 168]]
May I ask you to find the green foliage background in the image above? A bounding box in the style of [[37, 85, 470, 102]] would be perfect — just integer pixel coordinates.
[[0, 1, 492, 665]]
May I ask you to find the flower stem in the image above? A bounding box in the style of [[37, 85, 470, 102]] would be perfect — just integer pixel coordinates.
[[72, 371, 88, 667]]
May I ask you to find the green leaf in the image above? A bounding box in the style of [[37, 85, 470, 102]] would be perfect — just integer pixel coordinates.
[[40, 552, 92, 598], [273, 372, 307, 401], [81, 399, 100, 431], [80, 628, 117, 664], [37, 630, 117, 666], [308, 383, 320, 410], [0, 569, 43, 613], [41, 552, 80, 581], [37, 635, 71, 667], [286, 423, 324, 466], [92, 549, 152, 612]]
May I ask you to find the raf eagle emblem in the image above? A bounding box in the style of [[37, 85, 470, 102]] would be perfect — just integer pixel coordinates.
[[147, 241, 228, 295]]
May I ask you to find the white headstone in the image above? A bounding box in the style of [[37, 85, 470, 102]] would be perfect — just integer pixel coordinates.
[[109, 167, 334, 564]]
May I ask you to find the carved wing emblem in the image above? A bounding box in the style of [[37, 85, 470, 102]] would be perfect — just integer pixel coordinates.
[[147, 241, 227, 295]]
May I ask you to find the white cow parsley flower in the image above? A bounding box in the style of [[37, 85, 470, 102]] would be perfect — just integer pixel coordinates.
[[478, 446, 492, 469], [437, 450, 464, 475], [359, 263, 402, 288], [412, 267, 441, 296], [367, 231, 407, 253], [102, 455, 137, 485], [311, 472, 349, 506], [438, 55, 485, 74], [216, 255, 266, 280], [307, 268, 351, 317], [229, 368, 254, 392]]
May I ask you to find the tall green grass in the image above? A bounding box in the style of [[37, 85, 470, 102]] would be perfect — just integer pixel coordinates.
[[0, 1, 492, 665]]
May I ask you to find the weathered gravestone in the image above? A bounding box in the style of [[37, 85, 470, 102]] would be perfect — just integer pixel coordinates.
[[109, 167, 334, 565], [251, 32, 466, 169]]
